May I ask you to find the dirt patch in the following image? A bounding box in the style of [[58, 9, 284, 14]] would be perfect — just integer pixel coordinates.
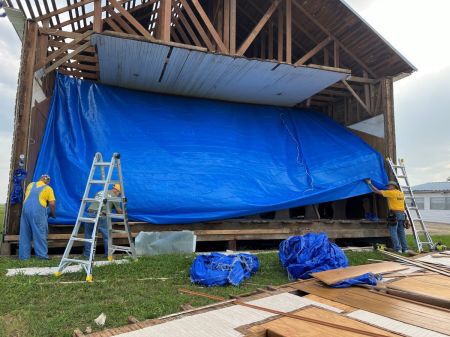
[[423, 222, 450, 234], [0, 313, 30, 337]]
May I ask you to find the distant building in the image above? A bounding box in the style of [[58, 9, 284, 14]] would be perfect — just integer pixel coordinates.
[[410, 182, 450, 224]]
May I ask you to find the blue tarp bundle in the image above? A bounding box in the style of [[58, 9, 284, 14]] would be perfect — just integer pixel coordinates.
[[10, 168, 27, 205], [331, 272, 381, 288], [190, 253, 259, 286], [279, 233, 349, 280], [35, 74, 388, 224]]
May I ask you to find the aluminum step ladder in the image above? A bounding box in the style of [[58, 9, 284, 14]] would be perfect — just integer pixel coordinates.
[[55, 152, 136, 282], [387, 158, 434, 252]]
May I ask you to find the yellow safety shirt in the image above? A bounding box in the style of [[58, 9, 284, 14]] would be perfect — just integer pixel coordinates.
[[24, 181, 56, 208], [380, 189, 405, 212]]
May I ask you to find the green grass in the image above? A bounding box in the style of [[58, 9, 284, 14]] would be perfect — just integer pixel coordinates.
[[0, 248, 392, 337]]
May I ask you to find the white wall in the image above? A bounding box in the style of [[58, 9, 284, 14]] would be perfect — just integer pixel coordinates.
[[411, 191, 450, 224]]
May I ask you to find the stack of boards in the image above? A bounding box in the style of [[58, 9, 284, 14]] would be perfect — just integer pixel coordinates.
[[82, 255, 450, 337]]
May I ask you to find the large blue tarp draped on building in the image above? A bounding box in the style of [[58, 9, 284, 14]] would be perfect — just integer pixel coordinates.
[[35, 74, 388, 224]]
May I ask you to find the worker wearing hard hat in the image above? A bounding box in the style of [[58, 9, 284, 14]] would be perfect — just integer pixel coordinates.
[[84, 184, 123, 258], [366, 179, 413, 254], [19, 174, 56, 260]]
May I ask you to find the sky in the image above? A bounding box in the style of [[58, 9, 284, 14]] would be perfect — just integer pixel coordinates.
[[0, 1, 450, 202]]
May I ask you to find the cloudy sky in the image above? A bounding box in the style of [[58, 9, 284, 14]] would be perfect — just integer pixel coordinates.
[[0, 0, 450, 202]]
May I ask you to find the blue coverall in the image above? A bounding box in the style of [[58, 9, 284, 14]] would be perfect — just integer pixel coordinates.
[[18, 183, 49, 260]]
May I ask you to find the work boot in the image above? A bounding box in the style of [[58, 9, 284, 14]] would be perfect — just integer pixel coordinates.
[[403, 249, 417, 256]]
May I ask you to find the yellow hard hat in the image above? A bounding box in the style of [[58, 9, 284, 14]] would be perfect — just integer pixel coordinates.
[[113, 183, 121, 192]]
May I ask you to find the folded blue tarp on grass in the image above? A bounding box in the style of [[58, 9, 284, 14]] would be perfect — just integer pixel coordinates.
[[35, 74, 388, 224], [190, 253, 260, 286]]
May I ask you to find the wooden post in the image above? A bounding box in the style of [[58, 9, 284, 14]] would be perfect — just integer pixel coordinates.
[[277, 4, 283, 62], [229, 0, 236, 53], [158, 0, 172, 42], [334, 39, 339, 67], [268, 20, 274, 59], [93, 0, 102, 33], [363, 70, 371, 113], [285, 0, 291, 63], [5, 20, 38, 235], [224, 0, 230, 49], [382, 77, 396, 161]]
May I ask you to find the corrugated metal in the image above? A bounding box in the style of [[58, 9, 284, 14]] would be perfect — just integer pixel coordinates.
[[91, 34, 349, 107], [5, 7, 26, 40], [413, 182, 450, 192]]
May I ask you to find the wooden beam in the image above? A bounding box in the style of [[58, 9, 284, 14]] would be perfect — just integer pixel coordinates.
[[35, 33, 49, 70], [58, 68, 98, 80], [229, 0, 236, 53], [342, 80, 371, 115], [44, 30, 92, 65], [191, 0, 228, 53], [285, 0, 292, 63], [237, 0, 281, 56], [294, 36, 332, 66], [347, 76, 378, 84], [293, 2, 377, 78], [109, 0, 154, 40], [62, 61, 99, 72], [105, 6, 136, 34], [382, 78, 396, 161], [178, 0, 214, 50], [44, 42, 92, 75], [268, 20, 274, 59], [39, 28, 86, 38], [158, 0, 171, 42], [277, 4, 283, 61], [5, 21, 38, 235], [93, 0, 102, 32], [223, 0, 230, 50], [172, 1, 202, 47]]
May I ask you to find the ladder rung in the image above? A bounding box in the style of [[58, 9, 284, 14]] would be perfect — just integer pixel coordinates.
[[110, 245, 133, 252], [397, 175, 406, 179], [61, 258, 89, 264], [89, 180, 119, 184], [84, 198, 101, 203], [107, 197, 123, 202], [111, 229, 129, 234], [94, 162, 111, 166], [79, 217, 96, 223], [107, 214, 125, 219], [70, 237, 94, 243]]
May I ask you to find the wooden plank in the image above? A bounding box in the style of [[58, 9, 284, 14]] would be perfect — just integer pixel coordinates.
[[303, 294, 356, 313], [268, 20, 274, 59], [311, 261, 407, 285], [158, 0, 171, 42], [35, 33, 49, 70], [4, 20, 38, 235], [44, 42, 92, 75], [109, 0, 154, 40], [62, 61, 99, 72], [93, 0, 102, 32], [36, 0, 95, 22], [342, 80, 371, 115], [105, 16, 125, 33], [191, 0, 228, 53], [294, 36, 332, 66], [39, 28, 86, 39], [178, 0, 214, 50], [247, 307, 400, 337], [229, 0, 236, 53], [58, 68, 97, 80], [45, 30, 92, 64], [237, 0, 281, 56], [285, 0, 292, 64], [172, 1, 202, 47], [334, 39, 339, 67], [292, 280, 450, 335]]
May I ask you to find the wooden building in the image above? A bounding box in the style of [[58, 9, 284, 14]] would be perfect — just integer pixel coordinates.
[[1, 0, 416, 252]]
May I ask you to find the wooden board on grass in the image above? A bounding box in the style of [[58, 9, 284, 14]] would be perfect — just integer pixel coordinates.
[[387, 275, 450, 302], [311, 262, 407, 285]]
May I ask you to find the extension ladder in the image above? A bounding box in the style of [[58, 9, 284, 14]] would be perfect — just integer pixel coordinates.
[[387, 158, 434, 252], [55, 152, 136, 282]]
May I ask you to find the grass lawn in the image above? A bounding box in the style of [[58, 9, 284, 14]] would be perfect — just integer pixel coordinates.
[[0, 248, 390, 337]]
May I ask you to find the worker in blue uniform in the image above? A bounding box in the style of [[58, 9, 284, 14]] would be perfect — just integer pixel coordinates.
[[19, 174, 56, 260]]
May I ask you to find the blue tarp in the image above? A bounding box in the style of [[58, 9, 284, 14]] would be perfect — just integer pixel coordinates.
[[35, 74, 388, 224], [10, 168, 27, 205], [190, 252, 260, 286], [279, 233, 349, 280], [331, 272, 381, 288]]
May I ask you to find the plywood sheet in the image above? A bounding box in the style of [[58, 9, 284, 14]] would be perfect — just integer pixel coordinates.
[[311, 262, 408, 285], [387, 275, 450, 301], [416, 255, 450, 267], [292, 280, 450, 335], [246, 307, 400, 337]]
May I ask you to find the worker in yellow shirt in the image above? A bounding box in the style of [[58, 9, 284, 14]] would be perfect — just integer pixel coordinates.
[[366, 179, 412, 254], [19, 174, 56, 260]]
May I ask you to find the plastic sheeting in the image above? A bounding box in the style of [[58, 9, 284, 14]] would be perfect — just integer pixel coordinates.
[[135, 231, 196, 256], [35, 74, 388, 224], [331, 272, 381, 288], [279, 233, 349, 280], [10, 168, 27, 205], [190, 253, 260, 286]]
